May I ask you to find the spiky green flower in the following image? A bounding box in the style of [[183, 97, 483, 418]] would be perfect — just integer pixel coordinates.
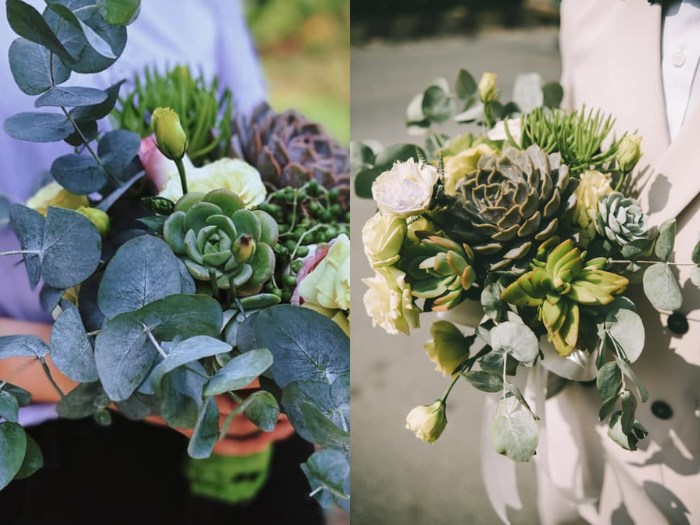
[[501, 239, 628, 355], [163, 189, 278, 296]]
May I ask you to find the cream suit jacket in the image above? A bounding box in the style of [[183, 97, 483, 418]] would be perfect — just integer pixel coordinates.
[[534, 1, 700, 524]]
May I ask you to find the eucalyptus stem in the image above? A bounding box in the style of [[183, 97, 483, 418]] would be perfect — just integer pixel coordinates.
[[143, 324, 168, 359], [609, 259, 697, 267], [39, 358, 65, 399], [175, 158, 189, 195], [0, 250, 38, 257]]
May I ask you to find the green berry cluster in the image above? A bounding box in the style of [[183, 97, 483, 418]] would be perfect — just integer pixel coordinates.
[[257, 180, 350, 302]]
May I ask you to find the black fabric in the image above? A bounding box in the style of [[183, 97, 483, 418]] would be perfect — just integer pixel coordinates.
[[2, 415, 324, 524]]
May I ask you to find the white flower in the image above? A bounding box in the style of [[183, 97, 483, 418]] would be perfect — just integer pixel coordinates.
[[298, 234, 350, 311], [362, 212, 406, 268], [362, 267, 419, 335], [405, 400, 447, 444], [487, 118, 522, 144], [159, 158, 266, 208], [372, 159, 438, 218]]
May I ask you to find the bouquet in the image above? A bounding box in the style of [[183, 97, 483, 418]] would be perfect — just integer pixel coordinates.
[[0, 0, 350, 510], [354, 68, 700, 461]]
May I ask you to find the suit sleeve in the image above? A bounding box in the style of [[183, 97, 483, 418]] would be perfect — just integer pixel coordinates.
[[558, 0, 576, 111]]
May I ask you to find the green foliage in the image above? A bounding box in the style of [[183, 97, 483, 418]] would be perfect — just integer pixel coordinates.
[[301, 449, 350, 511], [50, 304, 98, 382], [490, 397, 538, 462], [643, 263, 682, 312], [0, 422, 27, 490]]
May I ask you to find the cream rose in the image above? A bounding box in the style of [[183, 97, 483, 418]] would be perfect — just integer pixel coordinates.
[[405, 400, 447, 444], [573, 170, 613, 244], [362, 267, 419, 335], [298, 234, 350, 311], [362, 212, 406, 268], [443, 143, 495, 195], [26, 182, 88, 216], [371, 159, 438, 218]]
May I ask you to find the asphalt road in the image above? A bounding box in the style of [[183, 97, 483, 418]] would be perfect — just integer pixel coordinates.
[[350, 28, 562, 525]]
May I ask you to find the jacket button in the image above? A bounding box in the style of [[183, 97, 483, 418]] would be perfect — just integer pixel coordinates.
[[667, 312, 689, 335], [651, 400, 673, 420]]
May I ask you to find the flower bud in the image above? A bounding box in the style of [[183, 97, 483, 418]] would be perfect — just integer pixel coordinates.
[[405, 400, 447, 444], [152, 107, 188, 160], [362, 212, 406, 268], [425, 321, 471, 376], [616, 134, 642, 173], [76, 206, 110, 236], [26, 182, 88, 216], [478, 72, 498, 103]]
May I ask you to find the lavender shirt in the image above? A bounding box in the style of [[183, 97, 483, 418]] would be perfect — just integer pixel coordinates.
[[0, 0, 266, 423]]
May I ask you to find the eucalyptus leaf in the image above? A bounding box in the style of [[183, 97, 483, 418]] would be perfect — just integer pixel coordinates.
[[0, 194, 9, 232], [490, 397, 539, 462], [160, 365, 207, 428], [51, 153, 108, 194], [598, 393, 619, 421], [642, 263, 682, 312], [602, 308, 645, 363], [96, 170, 144, 212], [596, 361, 622, 401], [46, 1, 116, 59], [490, 321, 539, 366], [455, 69, 477, 99], [97, 0, 140, 25], [98, 235, 183, 319], [692, 241, 700, 264], [0, 335, 49, 359], [50, 304, 98, 382], [6, 0, 74, 64], [615, 356, 649, 402], [620, 390, 637, 434], [187, 397, 219, 459], [39, 283, 64, 314], [56, 382, 104, 418], [353, 166, 383, 200], [481, 282, 506, 321], [300, 449, 350, 510], [300, 402, 350, 449], [9, 38, 70, 95], [35, 86, 107, 108], [14, 434, 43, 480], [422, 85, 454, 123], [607, 411, 639, 451], [374, 143, 426, 169], [692, 267, 700, 288], [204, 348, 273, 395], [654, 219, 676, 262], [1, 384, 32, 407], [116, 392, 159, 420], [249, 306, 349, 388], [3, 112, 73, 142], [0, 391, 20, 422], [70, 80, 124, 121], [138, 294, 223, 341], [462, 371, 503, 393], [0, 422, 27, 490], [9, 204, 43, 288], [243, 391, 280, 432], [542, 82, 564, 109], [97, 129, 140, 174]]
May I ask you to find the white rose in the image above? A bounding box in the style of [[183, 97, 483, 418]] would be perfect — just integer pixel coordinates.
[[362, 267, 419, 335], [362, 212, 406, 268], [371, 159, 438, 218], [160, 158, 266, 208]]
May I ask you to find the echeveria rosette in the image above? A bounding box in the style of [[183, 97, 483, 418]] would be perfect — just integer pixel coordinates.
[[502, 239, 629, 356], [163, 189, 278, 296], [438, 145, 576, 273], [595, 192, 650, 249], [401, 233, 477, 312]]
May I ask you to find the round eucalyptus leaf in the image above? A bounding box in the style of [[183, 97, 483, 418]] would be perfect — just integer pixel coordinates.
[[9, 38, 70, 95], [41, 207, 101, 288], [603, 308, 645, 363], [97, 0, 141, 25], [98, 235, 183, 319], [160, 365, 207, 429], [0, 391, 20, 423], [596, 361, 622, 402], [187, 397, 219, 459], [35, 86, 107, 108], [51, 304, 98, 382], [455, 69, 478, 99], [9, 204, 44, 289], [374, 143, 426, 170], [0, 335, 49, 359], [45, 1, 116, 59], [56, 382, 104, 419], [654, 219, 676, 262], [137, 294, 223, 341], [2, 384, 32, 408], [69, 80, 124, 122], [14, 434, 43, 480], [243, 391, 280, 432], [6, 0, 74, 64], [642, 262, 682, 312], [422, 84, 454, 123], [204, 348, 273, 396], [542, 82, 564, 109], [490, 397, 539, 462], [299, 402, 349, 449], [51, 153, 108, 194], [0, 422, 27, 490], [97, 130, 140, 174], [300, 449, 350, 510], [3, 112, 73, 142], [491, 321, 539, 366]]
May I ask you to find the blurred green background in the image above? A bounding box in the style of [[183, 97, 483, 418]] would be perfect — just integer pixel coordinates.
[[244, 0, 350, 145]]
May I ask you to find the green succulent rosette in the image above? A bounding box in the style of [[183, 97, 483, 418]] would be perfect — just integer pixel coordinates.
[[401, 232, 476, 312], [163, 189, 278, 296], [434, 145, 576, 273], [595, 192, 650, 247], [502, 238, 629, 356]]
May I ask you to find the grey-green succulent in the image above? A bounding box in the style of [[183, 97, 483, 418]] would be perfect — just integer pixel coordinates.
[[595, 192, 649, 247]]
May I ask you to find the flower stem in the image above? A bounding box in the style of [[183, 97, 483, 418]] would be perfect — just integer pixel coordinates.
[[175, 158, 188, 195], [440, 374, 461, 404]]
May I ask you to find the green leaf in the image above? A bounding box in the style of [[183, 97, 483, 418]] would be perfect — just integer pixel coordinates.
[[187, 397, 219, 459], [300, 402, 350, 449], [70, 80, 124, 122], [374, 143, 427, 169], [0, 391, 20, 422], [0, 422, 27, 490], [98, 235, 184, 319], [349, 141, 375, 177], [96, 170, 144, 212], [654, 219, 676, 262], [35, 86, 107, 108], [159, 363, 207, 428], [149, 336, 230, 394], [204, 348, 273, 395], [596, 361, 622, 402], [602, 308, 645, 363], [490, 397, 539, 462], [462, 371, 503, 393], [243, 391, 280, 432], [56, 382, 104, 418], [607, 411, 643, 451], [9, 204, 43, 288], [46, 1, 116, 59], [692, 267, 700, 288], [620, 390, 637, 434], [542, 82, 564, 109], [9, 38, 70, 95], [481, 282, 506, 321], [3, 112, 73, 142], [50, 153, 108, 194], [692, 240, 700, 264], [97, 129, 140, 174], [6, 0, 74, 64], [249, 305, 349, 388], [422, 85, 454, 123], [598, 394, 619, 421], [138, 294, 223, 341], [50, 303, 98, 382], [455, 69, 477, 99], [615, 356, 649, 403], [116, 392, 159, 420], [642, 263, 682, 312], [353, 166, 383, 199], [0, 335, 49, 359], [1, 384, 32, 407], [14, 434, 43, 480], [41, 207, 101, 288], [490, 321, 539, 366], [300, 449, 350, 510], [97, 0, 140, 25]]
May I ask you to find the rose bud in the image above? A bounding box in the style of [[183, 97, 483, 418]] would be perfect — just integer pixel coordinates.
[[405, 400, 447, 444], [478, 72, 498, 103], [152, 107, 188, 161], [616, 134, 642, 174]]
